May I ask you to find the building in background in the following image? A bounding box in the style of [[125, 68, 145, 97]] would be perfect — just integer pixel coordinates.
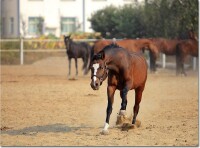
[[1, 0, 143, 38]]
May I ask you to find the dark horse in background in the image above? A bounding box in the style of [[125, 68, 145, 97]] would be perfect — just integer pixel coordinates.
[[64, 35, 91, 77], [176, 30, 198, 76], [90, 43, 147, 134]]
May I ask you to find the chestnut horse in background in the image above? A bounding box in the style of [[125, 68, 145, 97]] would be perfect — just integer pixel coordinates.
[[88, 38, 159, 72], [90, 43, 147, 133], [93, 38, 159, 53], [150, 38, 182, 72], [150, 30, 198, 73], [176, 31, 198, 76]]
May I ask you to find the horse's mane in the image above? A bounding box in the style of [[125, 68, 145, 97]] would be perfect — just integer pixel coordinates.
[[92, 43, 123, 61], [102, 43, 122, 51]]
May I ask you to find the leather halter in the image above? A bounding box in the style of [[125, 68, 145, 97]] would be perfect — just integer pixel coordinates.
[[91, 63, 108, 84]]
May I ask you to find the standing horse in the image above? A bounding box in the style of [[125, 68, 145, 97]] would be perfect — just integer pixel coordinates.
[[88, 38, 159, 72], [64, 35, 90, 76], [92, 38, 159, 54], [150, 38, 182, 72], [176, 32, 198, 76], [90, 43, 147, 133], [150, 30, 198, 72]]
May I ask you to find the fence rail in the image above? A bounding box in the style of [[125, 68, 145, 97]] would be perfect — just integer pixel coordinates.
[[0, 38, 99, 42], [0, 38, 198, 70]]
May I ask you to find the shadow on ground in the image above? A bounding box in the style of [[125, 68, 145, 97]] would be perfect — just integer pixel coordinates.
[[1, 123, 89, 136]]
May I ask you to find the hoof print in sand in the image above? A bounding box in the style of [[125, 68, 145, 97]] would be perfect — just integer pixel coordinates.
[[121, 123, 135, 131]]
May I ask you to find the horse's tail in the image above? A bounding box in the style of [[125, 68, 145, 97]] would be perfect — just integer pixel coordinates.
[[81, 42, 91, 74], [85, 45, 94, 74], [86, 45, 94, 74]]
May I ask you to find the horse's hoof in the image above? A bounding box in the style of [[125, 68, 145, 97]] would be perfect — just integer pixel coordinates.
[[135, 120, 141, 128], [119, 110, 127, 116], [101, 130, 109, 135]]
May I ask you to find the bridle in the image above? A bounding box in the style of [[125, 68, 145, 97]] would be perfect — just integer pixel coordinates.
[[91, 63, 108, 84]]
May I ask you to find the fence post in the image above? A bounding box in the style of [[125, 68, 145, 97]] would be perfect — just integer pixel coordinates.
[[193, 57, 197, 71], [20, 37, 24, 65], [162, 54, 166, 68]]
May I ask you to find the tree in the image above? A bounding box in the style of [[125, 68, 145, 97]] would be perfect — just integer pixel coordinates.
[[89, 0, 198, 39], [89, 5, 119, 38], [144, 0, 198, 38]]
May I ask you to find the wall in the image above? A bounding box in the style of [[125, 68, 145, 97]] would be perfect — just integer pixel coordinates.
[[2, 0, 144, 38], [1, 0, 20, 38]]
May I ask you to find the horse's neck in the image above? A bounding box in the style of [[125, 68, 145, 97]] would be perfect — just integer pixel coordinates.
[[104, 51, 128, 73], [67, 41, 72, 50], [137, 39, 150, 48]]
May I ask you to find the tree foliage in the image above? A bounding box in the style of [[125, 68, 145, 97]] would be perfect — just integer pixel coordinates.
[[89, 0, 198, 39]]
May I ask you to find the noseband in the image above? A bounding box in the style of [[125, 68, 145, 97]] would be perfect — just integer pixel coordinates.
[[91, 63, 108, 84]]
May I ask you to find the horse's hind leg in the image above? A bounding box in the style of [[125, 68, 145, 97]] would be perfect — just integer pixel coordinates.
[[149, 51, 156, 72], [132, 86, 144, 124], [176, 46, 187, 76], [176, 54, 181, 75], [68, 58, 71, 77], [75, 58, 78, 76], [180, 61, 187, 76], [180, 54, 187, 76]]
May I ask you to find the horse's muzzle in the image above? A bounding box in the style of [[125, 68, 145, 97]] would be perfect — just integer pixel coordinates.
[[90, 81, 100, 90]]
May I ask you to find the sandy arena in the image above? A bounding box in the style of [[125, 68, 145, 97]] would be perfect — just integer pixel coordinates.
[[1, 57, 198, 146]]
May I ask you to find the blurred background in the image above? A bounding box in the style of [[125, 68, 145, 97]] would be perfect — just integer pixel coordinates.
[[0, 0, 198, 69]]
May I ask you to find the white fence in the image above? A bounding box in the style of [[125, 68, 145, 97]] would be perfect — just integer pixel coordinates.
[[1, 38, 97, 65], [0, 38, 198, 70]]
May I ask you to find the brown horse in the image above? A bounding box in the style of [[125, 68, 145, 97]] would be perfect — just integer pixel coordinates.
[[150, 30, 198, 72], [150, 38, 182, 72], [93, 38, 158, 53], [176, 34, 198, 76], [88, 38, 159, 72], [90, 43, 147, 133]]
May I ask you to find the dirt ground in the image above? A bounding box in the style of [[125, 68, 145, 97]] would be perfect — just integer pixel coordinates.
[[1, 57, 199, 146]]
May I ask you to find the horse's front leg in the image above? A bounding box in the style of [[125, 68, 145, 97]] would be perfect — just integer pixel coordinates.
[[132, 86, 144, 124], [119, 87, 129, 115], [102, 85, 116, 133]]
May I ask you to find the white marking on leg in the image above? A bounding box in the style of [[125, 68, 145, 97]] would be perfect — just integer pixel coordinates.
[[92, 63, 99, 85], [119, 110, 127, 116], [103, 122, 109, 131]]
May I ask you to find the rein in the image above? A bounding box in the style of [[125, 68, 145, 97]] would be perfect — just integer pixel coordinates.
[[91, 63, 108, 83]]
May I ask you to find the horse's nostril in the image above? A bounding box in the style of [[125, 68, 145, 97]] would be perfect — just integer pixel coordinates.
[[95, 82, 98, 86]]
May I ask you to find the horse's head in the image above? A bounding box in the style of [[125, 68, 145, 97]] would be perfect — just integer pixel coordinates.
[[90, 51, 108, 90], [64, 35, 72, 48], [188, 30, 198, 41]]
